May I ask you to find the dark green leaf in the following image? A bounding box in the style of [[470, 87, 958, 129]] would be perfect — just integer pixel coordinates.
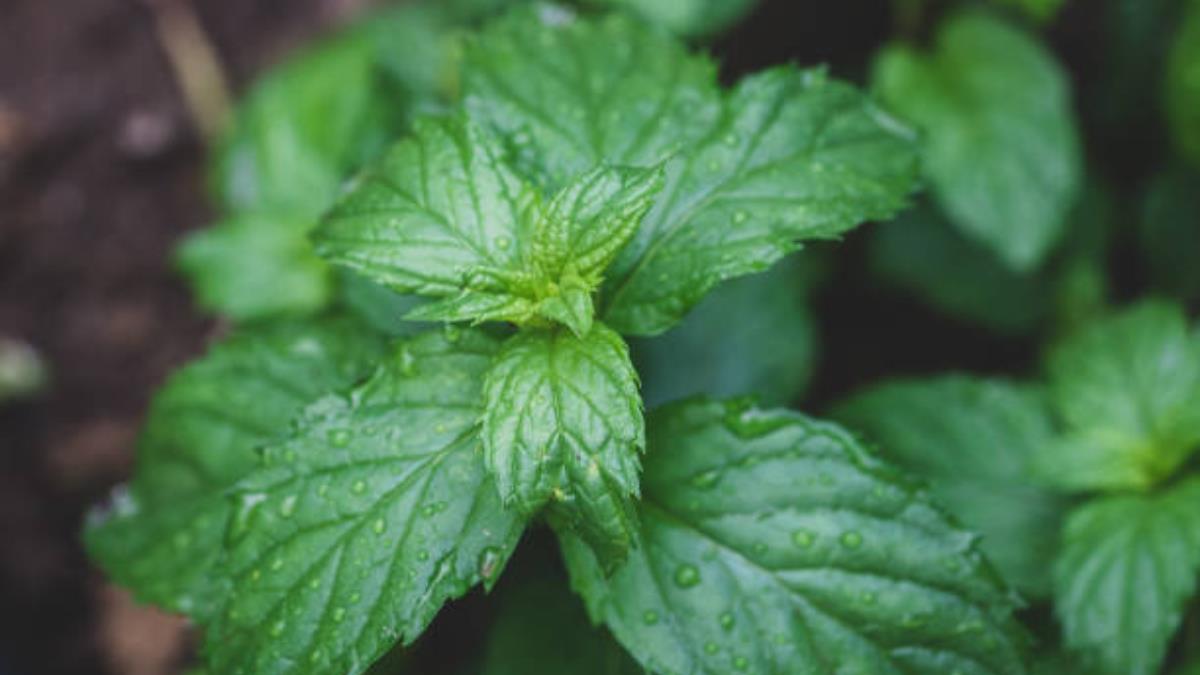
[[1038, 300, 1200, 491], [483, 324, 643, 565], [1168, 0, 1200, 166], [561, 399, 1028, 675], [834, 376, 1068, 597], [632, 256, 817, 407], [86, 316, 385, 619], [872, 12, 1082, 270], [1140, 167, 1200, 301], [481, 575, 643, 675], [207, 328, 526, 675], [465, 8, 919, 335], [869, 202, 1050, 335], [1054, 477, 1200, 675]]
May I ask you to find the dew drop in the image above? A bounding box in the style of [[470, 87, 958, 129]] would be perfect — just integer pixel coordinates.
[[642, 610, 659, 625], [791, 529, 815, 548], [673, 564, 700, 588], [691, 469, 720, 489], [704, 642, 719, 655], [752, 542, 768, 556], [478, 547, 502, 581], [332, 607, 346, 622], [418, 550, 430, 561], [860, 591, 877, 605], [172, 532, 191, 550], [352, 480, 367, 495], [398, 346, 417, 376], [227, 492, 267, 545], [309, 578, 320, 590], [496, 236, 512, 250], [373, 518, 386, 535], [278, 495, 297, 518], [309, 649, 324, 664], [443, 325, 462, 343], [733, 656, 749, 671], [733, 211, 748, 224], [329, 429, 352, 447], [840, 531, 863, 549], [269, 620, 285, 638], [269, 557, 284, 572], [719, 612, 735, 630]]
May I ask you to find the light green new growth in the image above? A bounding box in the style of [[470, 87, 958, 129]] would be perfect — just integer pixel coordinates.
[[483, 323, 643, 565], [315, 116, 664, 337], [1037, 300, 1200, 491]]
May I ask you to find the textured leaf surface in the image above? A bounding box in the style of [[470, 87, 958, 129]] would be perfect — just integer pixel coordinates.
[[208, 329, 526, 675], [316, 116, 535, 299], [483, 324, 643, 564], [465, 9, 918, 335], [317, 115, 662, 334], [177, 213, 333, 320], [86, 317, 385, 619], [834, 376, 1068, 597], [633, 256, 817, 408], [872, 13, 1081, 270], [481, 575, 643, 675], [1168, 0, 1200, 166], [1038, 300, 1200, 491], [591, 0, 759, 36], [561, 399, 1028, 675], [1054, 477, 1200, 675]]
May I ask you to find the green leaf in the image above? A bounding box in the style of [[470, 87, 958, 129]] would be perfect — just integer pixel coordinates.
[[317, 116, 663, 335], [85, 316, 385, 620], [1037, 300, 1200, 491], [177, 213, 333, 320], [560, 399, 1029, 675], [869, 201, 1050, 335], [481, 575, 643, 675], [872, 12, 1082, 270], [211, 27, 401, 215], [483, 323, 643, 565], [992, 0, 1066, 22], [1054, 476, 1200, 675], [1140, 167, 1200, 301], [1168, 0, 1200, 166], [834, 376, 1069, 597], [465, 8, 919, 335], [632, 256, 817, 408], [207, 328, 527, 675], [588, 0, 759, 36]]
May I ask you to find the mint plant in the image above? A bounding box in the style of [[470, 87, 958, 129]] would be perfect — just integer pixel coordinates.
[[82, 1, 1200, 674]]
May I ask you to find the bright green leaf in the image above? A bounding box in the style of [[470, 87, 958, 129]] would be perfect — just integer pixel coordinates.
[[589, 0, 759, 36], [483, 323, 643, 565], [834, 376, 1069, 597], [207, 328, 526, 675], [177, 213, 333, 320], [1168, 0, 1200, 166], [872, 12, 1082, 270], [211, 29, 401, 215], [560, 399, 1028, 675], [465, 8, 919, 335], [632, 256, 817, 408], [85, 316, 385, 620], [481, 575, 643, 675], [1054, 477, 1200, 675], [1038, 300, 1200, 491], [316, 116, 663, 335]]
